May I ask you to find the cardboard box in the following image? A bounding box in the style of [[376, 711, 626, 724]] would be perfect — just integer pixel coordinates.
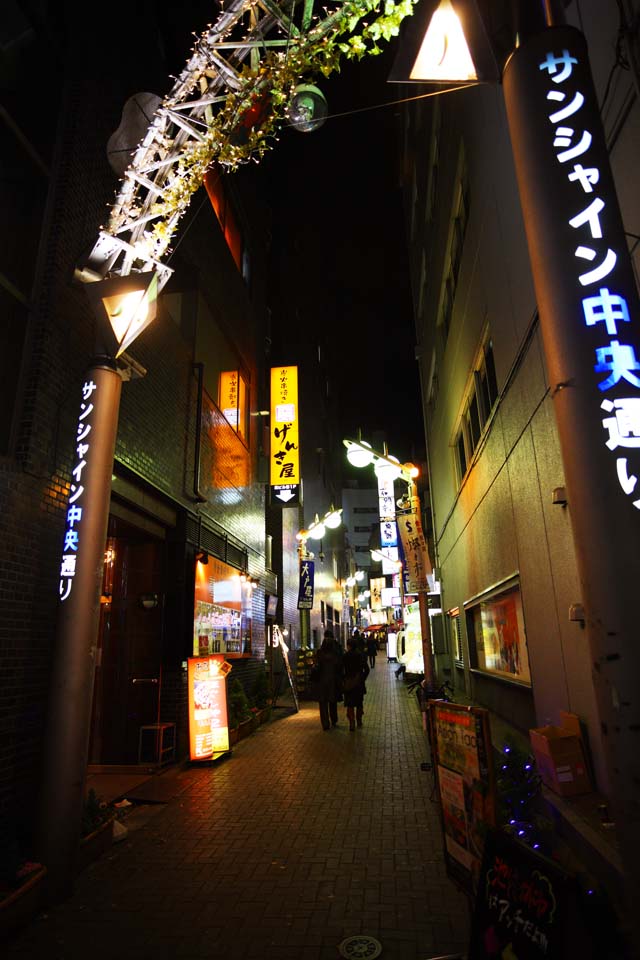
[[529, 719, 592, 797]]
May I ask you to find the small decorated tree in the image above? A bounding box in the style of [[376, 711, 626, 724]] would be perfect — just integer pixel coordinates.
[[250, 667, 271, 710], [496, 736, 553, 854]]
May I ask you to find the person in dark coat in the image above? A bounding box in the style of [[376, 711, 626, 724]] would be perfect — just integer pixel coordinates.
[[342, 636, 370, 731], [366, 632, 378, 669], [315, 630, 343, 730]]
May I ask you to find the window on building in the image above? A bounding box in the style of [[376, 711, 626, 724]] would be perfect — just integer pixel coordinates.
[[448, 608, 464, 664], [439, 158, 470, 344], [453, 336, 499, 484], [194, 555, 252, 658]]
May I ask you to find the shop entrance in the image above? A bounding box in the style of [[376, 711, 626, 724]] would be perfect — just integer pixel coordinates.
[[89, 513, 166, 765]]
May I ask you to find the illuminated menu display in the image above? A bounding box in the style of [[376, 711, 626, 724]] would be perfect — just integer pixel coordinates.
[[188, 656, 231, 760]]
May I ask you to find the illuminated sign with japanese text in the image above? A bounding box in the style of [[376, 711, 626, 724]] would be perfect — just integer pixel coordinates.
[[397, 502, 432, 593], [219, 369, 247, 441], [504, 26, 640, 516], [58, 378, 100, 603], [297, 558, 314, 610], [270, 365, 300, 506], [188, 655, 231, 760]]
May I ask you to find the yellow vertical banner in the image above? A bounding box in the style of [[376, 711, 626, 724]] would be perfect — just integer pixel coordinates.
[[270, 366, 300, 504]]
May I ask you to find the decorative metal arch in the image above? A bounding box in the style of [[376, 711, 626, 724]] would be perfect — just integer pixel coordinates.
[[76, 0, 416, 292]]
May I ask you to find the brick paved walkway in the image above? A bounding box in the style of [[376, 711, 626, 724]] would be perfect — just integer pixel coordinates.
[[5, 661, 470, 959]]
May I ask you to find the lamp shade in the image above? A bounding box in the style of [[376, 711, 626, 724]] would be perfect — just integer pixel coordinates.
[[344, 439, 374, 468], [387, 0, 499, 85], [306, 520, 325, 540], [324, 508, 342, 529], [84, 271, 159, 358], [374, 455, 403, 482]]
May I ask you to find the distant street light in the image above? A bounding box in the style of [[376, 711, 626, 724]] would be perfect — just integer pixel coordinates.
[[345, 436, 434, 681]]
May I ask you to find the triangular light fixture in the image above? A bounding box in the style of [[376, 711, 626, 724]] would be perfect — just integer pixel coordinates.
[[411, 0, 476, 81]]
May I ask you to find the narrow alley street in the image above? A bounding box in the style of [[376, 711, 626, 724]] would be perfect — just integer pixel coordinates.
[[5, 662, 469, 960]]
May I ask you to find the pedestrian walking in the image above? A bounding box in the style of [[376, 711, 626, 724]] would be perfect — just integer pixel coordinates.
[[343, 636, 370, 731], [313, 630, 343, 730], [366, 632, 378, 669]]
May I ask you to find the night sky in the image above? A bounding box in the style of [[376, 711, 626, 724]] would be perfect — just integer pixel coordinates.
[[263, 45, 425, 467], [157, 3, 425, 466]]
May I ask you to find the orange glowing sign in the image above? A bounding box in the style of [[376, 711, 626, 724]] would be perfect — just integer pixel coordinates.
[[219, 369, 247, 441], [188, 656, 231, 760], [270, 365, 300, 505]]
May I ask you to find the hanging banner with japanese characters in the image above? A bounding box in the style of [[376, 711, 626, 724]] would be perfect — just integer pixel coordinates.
[[270, 365, 300, 506], [504, 28, 640, 518], [370, 577, 385, 611], [397, 498, 432, 593], [297, 558, 314, 610]]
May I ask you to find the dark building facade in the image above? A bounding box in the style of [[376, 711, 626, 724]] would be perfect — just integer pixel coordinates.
[[1, 1, 274, 869]]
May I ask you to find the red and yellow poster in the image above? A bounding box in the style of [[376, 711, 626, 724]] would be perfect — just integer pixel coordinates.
[[188, 656, 231, 760]]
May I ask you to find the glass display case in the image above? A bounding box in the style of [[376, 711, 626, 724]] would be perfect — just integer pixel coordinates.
[[194, 555, 252, 657]]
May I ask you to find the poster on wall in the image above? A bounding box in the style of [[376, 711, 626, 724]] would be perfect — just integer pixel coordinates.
[[428, 701, 495, 897], [468, 583, 531, 684], [188, 655, 231, 760]]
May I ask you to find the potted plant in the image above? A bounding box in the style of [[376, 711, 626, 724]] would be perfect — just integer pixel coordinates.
[[228, 678, 254, 739], [76, 789, 116, 874], [250, 667, 272, 723]]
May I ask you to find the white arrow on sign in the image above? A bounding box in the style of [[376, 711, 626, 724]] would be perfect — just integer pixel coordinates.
[[276, 489, 296, 503]]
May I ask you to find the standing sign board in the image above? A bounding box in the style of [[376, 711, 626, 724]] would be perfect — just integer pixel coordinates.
[[469, 828, 585, 960], [270, 365, 300, 506], [188, 655, 232, 760], [428, 701, 496, 896]]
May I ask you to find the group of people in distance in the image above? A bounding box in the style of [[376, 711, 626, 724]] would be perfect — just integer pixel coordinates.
[[313, 628, 378, 732]]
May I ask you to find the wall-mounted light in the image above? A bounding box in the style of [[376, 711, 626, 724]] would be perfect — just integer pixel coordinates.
[[139, 593, 159, 610], [196, 551, 209, 565]]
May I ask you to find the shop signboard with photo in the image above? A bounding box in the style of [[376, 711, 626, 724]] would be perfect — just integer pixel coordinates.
[[188, 655, 232, 760], [428, 701, 496, 897]]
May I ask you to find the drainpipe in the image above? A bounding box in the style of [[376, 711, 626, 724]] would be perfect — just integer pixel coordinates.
[[193, 362, 207, 503]]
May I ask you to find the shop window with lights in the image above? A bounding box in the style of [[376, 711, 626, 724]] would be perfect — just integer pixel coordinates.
[[454, 337, 499, 485], [194, 555, 252, 657]]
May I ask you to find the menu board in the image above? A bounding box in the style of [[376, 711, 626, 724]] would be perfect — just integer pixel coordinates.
[[428, 701, 495, 896], [469, 828, 578, 959], [188, 656, 231, 760]]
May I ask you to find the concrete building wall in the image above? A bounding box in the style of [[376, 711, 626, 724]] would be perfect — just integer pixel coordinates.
[[400, 1, 639, 796]]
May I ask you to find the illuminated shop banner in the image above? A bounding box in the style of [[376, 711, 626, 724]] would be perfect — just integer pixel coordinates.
[[188, 655, 231, 760], [58, 377, 101, 603], [397, 505, 432, 593], [370, 577, 385, 611], [219, 369, 247, 440], [377, 476, 396, 520], [379, 545, 400, 576], [504, 27, 640, 515], [297, 558, 314, 611], [270, 365, 300, 506]]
